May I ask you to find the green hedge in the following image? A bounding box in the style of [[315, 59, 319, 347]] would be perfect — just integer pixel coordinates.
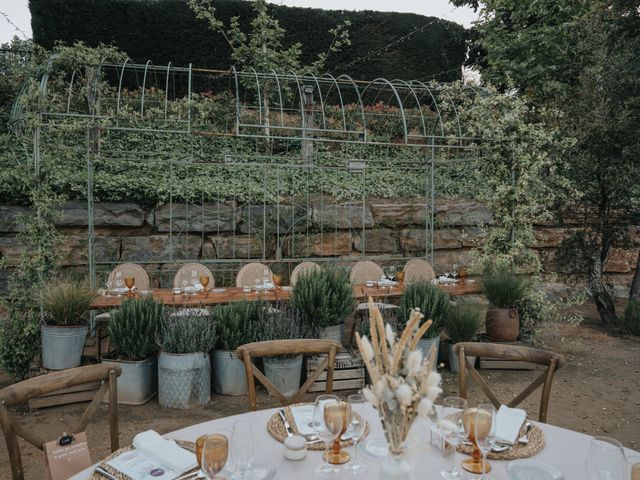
[[29, 0, 466, 81]]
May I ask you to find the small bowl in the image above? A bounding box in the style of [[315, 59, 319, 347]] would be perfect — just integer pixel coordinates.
[[365, 281, 375, 287], [172, 288, 182, 295], [242, 286, 252, 293], [212, 288, 226, 294]]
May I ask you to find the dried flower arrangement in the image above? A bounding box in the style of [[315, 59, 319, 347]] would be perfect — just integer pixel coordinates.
[[355, 297, 442, 456]]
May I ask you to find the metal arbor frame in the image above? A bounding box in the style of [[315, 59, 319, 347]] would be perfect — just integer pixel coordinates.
[[11, 58, 477, 287]]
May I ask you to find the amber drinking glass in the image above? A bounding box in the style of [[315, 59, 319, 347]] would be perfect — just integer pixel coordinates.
[[324, 401, 351, 465], [461, 407, 487, 474], [197, 434, 229, 479], [200, 275, 210, 296], [272, 274, 282, 289], [124, 276, 135, 297]]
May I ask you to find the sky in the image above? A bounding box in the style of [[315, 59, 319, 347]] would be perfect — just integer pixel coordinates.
[[0, 0, 478, 44]]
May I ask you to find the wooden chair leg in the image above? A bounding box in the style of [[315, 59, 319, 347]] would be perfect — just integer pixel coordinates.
[[241, 352, 257, 411], [458, 346, 467, 400], [0, 401, 23, 480], [539, 358, 558, 423], [326, 346, 336, 394], [108, 369, 119, 451]]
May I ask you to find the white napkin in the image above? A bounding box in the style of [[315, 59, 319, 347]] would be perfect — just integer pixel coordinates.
[[377, 278, 398, 286], [496, 405, 526, 445], [290, 404, 317, 435], [132, 430, 197, 473], [437, 276, 458, 284]]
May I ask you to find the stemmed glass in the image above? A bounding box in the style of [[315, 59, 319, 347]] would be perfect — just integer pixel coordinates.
[[438, 396, 468, 479], [308, 394, 337, 429], [105, 278, 113, 297], [344, 393, 367, 476], [200, 275, 210, 296], [262, 268, 271, 287], [191, 269, 199, 288], [114, 271, 124, 296], [474, 403, 496, 480], [585, 436, 626, 480], [231, 421, 253, 480], [313, 396, 341, 478], [387, 266, 396, 282], [182, 270, 190, 296], [199, 434, 229, 480], [124, 276, 135, 297], [452, 264, 459, 281]]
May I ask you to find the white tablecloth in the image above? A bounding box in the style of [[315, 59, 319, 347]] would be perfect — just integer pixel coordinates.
[[71, 404, 637, 480]]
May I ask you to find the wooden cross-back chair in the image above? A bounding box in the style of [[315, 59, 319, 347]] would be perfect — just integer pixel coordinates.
[[453, 342, 565, 423], [236, 339, 342, 411], [0, 364, 122, 480]]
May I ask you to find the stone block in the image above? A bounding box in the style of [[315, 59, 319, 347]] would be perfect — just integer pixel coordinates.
[[460, 227, 488, 247], [312, 201, 374, 230], [57, 201, 146, 227], [435, 198, 492, 226], [155, 202, 237, 233], [58, 236, 121, 266], [0, 236, 23, 266], [533, 228, 572, 248], [284, 232, 352, 258], [604, 248, 637, 273], [432, 250, 473, 272], [121, 235, 201, 262], [206, 235, 277, 259], [353, 229, 399, 253], [399, 229, 463, 253], [369, 199, 427, 226], [238, 204, 309, 235], [0, 205, 30, 232]]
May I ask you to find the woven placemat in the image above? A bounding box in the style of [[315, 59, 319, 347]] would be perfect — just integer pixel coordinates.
[[89, 440, 199, 480], [267, 403, 370, 451], [457, 422, 545, 460]]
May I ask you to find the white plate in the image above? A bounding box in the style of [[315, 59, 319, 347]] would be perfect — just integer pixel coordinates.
[[506, 460, 564, 480], [212, 288, 226, 293], [281, 286, 293, 291], [362, 435, 389, 459], [110, 287, 129, 294], [219, 461, 277, 480]]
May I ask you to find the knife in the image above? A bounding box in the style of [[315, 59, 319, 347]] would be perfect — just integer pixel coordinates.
[[278, 409, 294, 437], [94, 467, 118, 480]]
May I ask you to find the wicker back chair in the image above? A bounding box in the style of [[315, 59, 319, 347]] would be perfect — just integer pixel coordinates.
[[349, 260, 384, 285], [402, 258, 436, 285], [289, 261, 321, 286], [236, 262, 273, 287], [108, 263, 150, 290], [173, 263, 214, 289]]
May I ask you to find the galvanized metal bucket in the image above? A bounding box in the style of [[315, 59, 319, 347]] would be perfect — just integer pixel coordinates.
[[417, 336, 440, 370], [319, 324, 345, 343], [158, 351, 210, 409], [211, 350, 248, 395], [41, 324, 88, 370], [102, 354, 158, 405], [263, 355, 303, 397]]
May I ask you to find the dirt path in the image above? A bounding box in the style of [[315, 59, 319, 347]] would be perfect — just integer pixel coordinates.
[[1, 322, 638, 479]]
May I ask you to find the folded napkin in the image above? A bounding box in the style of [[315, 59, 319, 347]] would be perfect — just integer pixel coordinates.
[[377, 279, 398, 286], [495, 405, 526, 445], [290, 404, 317, 436], [132, 430, 197, 473], [437, 276, 458, 284]]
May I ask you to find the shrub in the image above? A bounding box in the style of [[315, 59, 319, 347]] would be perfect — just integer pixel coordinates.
[[445, 303, 484, 344], [211, 300, 263, 350], [482, 265, 529, 309], [256, 304, 317, 342], [41, 278, 96, 326], [290, 269, 354, 329], [398, 281, 450, 338], [623, 301, 640, 336], [0, 312, 40, 380], [157, 314, 216, 354], [108, 297, 164, 360]]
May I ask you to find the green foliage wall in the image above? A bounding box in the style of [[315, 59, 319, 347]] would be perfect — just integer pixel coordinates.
[[29, 0, 466, 82]]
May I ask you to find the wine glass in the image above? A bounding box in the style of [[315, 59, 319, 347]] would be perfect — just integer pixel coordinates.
[[388, 266, 396, 282], [191, 269, 199, 287], [586, 436, 626, 480], [452, 264, 459, 280], [474, 404, 496, 479], [344, 393, 366, 475], [124, 276, 135, 297], [105, 278, 113, 297], [461, 407, 483, 474], [231, 421, 253, 480], [200, 275, 210, 295], [262, 268, 271, 286], [114, 271, 124, 295], [199, 434, 229, 479], [182, 270, 190, 295], [438, 396, 468, 479], [313, 396, 340, 478], [324, 401, 351, 465]]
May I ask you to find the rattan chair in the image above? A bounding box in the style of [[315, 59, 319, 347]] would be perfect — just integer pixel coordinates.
[[236, 339, 342, 411], [289, 261, 321, 286], [173, 263, 214, 289], [349, 260, 384, 285], [402, 258, 436, 285], [108, 263, 150, 290], [236, 262, 273, 287], [0, 364, 122, 480], [453, 342, 565, 423]]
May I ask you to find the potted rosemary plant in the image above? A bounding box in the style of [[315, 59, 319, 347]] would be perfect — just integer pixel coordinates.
[[398, 281, 450, 367], [256, 304, 317, 397], [444, 303, 484, 373], [157, 313, 216, 409], [290, 268, 354, 342], [483, 265, 529, 342], [210, 300, 262, 395], [41, 278, 96, 370], [102, 297, 163, 404]]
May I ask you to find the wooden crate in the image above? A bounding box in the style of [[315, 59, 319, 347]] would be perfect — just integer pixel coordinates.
[[28, 381, 102, 410], [307, 348, 365, 393]]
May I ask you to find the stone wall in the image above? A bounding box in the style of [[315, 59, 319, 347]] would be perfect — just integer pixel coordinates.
[[0, 198, 637, 296]]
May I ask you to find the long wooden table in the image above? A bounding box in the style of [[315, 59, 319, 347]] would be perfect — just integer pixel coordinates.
[[90, 281, 482, 310]]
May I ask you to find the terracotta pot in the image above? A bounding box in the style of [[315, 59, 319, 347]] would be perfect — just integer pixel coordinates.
[[485, 308, 519, 342]]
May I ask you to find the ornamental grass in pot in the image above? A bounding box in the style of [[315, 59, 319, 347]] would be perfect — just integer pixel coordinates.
[[444, 303, 484, 373], [102, 297, 163, 404], [290, 268, 354, 343], [256, 305, 317, 397], [157, 314, 216, 409], [41, 278, 96, 370], [482, 265, 529, 342], [210, 300, 262, 395], [398, 281, 450, 368]]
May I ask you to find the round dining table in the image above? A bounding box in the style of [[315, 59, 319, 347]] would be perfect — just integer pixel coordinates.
[[70, 403, 638, 480]]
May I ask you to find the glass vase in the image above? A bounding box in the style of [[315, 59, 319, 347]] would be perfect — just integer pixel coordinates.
[[379, 446, 413, 480]]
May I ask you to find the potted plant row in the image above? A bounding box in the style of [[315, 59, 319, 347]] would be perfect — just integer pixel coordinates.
[[290, 268, 354, 342], [483, 265, 529, 342], [102, 297, 163, 404], [444, 303, 484, 373], [157, 313, 216, 409], [40, 278, 96, 370]]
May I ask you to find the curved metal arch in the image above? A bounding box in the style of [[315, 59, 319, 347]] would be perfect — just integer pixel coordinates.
[[249, 67, 263, 126], [391, 79, 427, 138], [66, 68, 79, 114], [164, 61, 172, 119], [336, 74, 367, 136], [440, 87, 463, 142], [86, 57, 108, 116], [289, 70, 306, 130], [269, 69, 285, 127], [408, 80, 446, 138], [300, 71, 327, 130], [230, 66, 241, 134], [360, 78, 409, 144], [140, 60, 154, 115], [320, 73, 347, 131], [116, 58, 131, 114]]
